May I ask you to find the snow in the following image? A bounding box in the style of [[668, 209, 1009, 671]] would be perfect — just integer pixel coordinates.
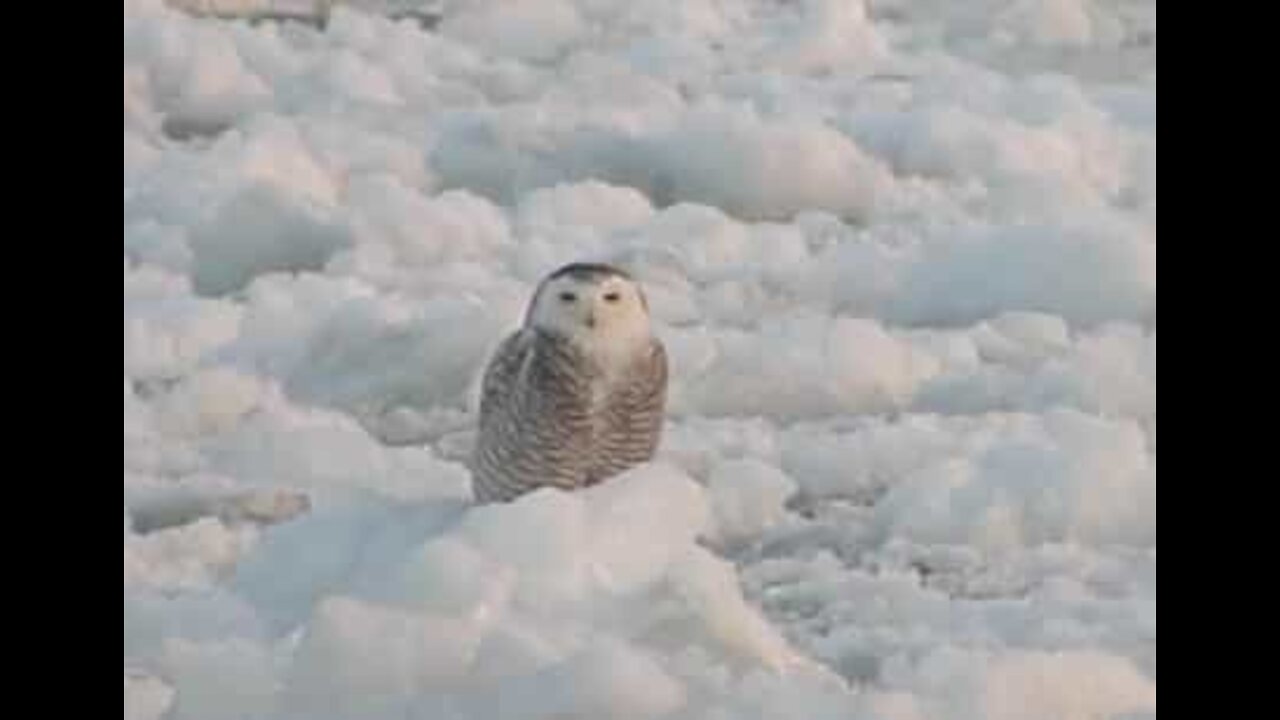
[[438, 0, 587, 63], [126, 0, 1155, 718], [873, 409, 1156, 550], [869, 646, 1157, 720], [429, 102, 895, 222], [125, 669, 176, 720], [707, 458, 797, 546]]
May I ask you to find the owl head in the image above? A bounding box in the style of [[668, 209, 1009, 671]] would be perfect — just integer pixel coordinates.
[[525, 262, 654, 354]]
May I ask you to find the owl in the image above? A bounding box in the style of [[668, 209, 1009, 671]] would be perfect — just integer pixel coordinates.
[[470, 262, 669, 504]]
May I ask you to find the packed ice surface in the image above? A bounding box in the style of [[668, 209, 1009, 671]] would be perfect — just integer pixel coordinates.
[[125, 0, 1155, 718]]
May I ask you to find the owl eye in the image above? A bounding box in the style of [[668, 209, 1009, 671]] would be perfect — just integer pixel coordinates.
[[603, 291, 622, 303], [558, 291, 577, 303]]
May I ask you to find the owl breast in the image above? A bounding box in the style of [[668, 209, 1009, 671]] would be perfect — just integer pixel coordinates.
[[581, 340, 668, 486], [471, 330, 667, 503]]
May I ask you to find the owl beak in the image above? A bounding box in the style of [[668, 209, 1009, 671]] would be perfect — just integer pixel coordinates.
[[584, 311, 596, 329]]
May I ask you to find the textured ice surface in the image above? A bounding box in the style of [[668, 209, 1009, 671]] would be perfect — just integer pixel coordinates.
[[126, 1, 1155, 717]]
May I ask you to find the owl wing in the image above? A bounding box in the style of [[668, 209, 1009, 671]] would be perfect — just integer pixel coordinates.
[[472, 329, 595, 502], [587, 338, 669, 484], [472, 330, 537, 502], [476, 329, 534, 430]]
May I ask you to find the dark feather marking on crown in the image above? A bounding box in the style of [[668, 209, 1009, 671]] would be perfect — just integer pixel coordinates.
[[545, 262, 633, 282]]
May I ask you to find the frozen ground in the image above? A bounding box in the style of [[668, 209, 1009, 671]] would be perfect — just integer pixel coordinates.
[[125, 0, 1156, 718]]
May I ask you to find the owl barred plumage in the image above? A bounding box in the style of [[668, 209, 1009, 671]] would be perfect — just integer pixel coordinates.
[[471, 263, 669, 504]]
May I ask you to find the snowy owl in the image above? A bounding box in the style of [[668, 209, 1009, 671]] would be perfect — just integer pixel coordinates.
[[471, 262, 668, 504]]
